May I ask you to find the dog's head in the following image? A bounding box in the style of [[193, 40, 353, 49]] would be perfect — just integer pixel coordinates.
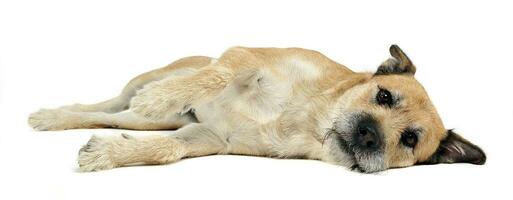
[[328, 45, 485, 173]]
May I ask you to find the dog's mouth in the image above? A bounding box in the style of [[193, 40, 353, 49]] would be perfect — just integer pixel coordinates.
[[335, 134, 366, 172], [333, 131, 386, 173]]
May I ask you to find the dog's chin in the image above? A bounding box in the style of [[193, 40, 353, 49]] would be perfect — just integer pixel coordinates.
[[334, 134, 386, 173], [353, 152, 386, 173]]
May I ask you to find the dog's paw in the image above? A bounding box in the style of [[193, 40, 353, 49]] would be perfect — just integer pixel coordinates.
[[78, 135, 118, 172], [28, 109, 79, 131], [130, 82, 181, 120]]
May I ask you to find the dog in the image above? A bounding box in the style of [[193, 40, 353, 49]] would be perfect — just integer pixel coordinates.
[[28, 45, 486, 173]]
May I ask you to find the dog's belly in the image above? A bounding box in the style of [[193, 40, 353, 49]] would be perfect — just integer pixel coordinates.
[[188, 67, 297, 156], [191, 72, 328, 158], [193, 81, 291, 125]]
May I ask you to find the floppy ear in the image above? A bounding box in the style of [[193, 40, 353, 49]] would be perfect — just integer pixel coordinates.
[[375, 45, 416, 75], [423, 130, 486, 165]]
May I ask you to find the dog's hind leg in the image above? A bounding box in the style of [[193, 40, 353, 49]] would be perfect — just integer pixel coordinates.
[[129, 65, 235, 120], [58, 96, 130, 114], [77, 124, 231, 172], [56, 56, 214, 113], [28, 109, 198, 131], [29, 56, 213, 131]]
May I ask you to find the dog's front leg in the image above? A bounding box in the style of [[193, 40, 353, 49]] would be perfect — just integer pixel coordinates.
[[130, 67, 233, 120], [78, 124, 228, 172]]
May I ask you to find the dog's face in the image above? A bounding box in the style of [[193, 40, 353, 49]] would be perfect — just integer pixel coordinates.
[[328, 45, 486, 172]]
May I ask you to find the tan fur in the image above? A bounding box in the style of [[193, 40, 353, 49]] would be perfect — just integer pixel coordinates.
[[29, 46, 449, 172]]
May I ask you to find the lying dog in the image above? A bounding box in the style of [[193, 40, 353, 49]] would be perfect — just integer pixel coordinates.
[[28, 45, 486, 172]]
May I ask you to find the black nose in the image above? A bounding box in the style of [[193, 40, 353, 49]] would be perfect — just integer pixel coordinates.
[[355, 119, 382, 150]]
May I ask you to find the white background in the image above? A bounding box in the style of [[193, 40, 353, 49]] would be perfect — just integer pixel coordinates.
[[1, 0, 512, 199]]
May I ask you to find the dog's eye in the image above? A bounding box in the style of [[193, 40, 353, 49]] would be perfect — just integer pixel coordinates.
[[376, 88, 393, 106], [401, 131, 418, 148]]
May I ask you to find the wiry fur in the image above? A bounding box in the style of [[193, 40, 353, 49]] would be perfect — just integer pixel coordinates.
[[28, 46, 485, 172]]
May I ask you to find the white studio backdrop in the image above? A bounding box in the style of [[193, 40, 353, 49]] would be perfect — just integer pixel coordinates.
[[0, 0, 512, 200]]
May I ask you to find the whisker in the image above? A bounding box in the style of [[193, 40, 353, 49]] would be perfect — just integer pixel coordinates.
[[321, 128, 335, 147]]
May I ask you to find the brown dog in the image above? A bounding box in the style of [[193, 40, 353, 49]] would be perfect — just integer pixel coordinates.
[[28, 45, 486, 172]]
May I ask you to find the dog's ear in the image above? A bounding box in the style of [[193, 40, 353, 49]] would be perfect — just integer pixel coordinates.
[[423, 130, 486, 165], [375, 45, 416, 75]]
